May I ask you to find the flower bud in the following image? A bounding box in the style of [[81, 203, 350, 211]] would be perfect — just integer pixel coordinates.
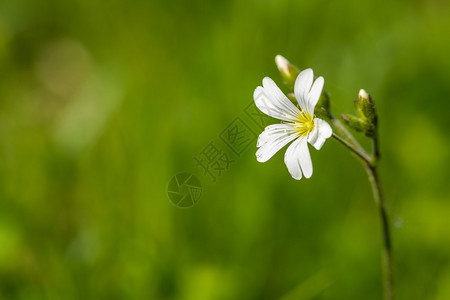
[[275, 55, 300, 90], [358, 89, 370, 102], [341, 114, 366, 133], [342, 113, 375, 137], [355, 89, 376, 123]]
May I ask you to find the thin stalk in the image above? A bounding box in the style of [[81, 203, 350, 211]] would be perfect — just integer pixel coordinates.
[[332, 133, 371, 164], [365, 165, 393, 300], [332, 121, 393, 300], [372, 129, 380, 166]]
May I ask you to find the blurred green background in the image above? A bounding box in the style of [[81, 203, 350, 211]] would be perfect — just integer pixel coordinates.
[[1, 0, 450, 299]]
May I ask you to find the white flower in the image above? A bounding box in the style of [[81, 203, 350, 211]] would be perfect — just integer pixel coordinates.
[[253, 68, 332, 180]]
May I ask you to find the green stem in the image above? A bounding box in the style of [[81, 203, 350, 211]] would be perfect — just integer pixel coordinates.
[[332, 133, 371, 164], [372, 129, 380, 166], [331, 119, 393, 300], [365, 164, 393, 300]]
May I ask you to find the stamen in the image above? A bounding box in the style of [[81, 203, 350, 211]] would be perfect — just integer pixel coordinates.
[[294, 110, 315, 137]]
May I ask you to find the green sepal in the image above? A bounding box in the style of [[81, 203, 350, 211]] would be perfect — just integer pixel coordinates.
[[342, 113, 376, 138], [355, 89, 377, 124], [314, 107, 330, 120], [316, 91, 330, 112]]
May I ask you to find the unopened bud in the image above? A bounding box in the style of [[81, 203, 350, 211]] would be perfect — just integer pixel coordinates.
[[275, 55, 300, 90], [355, 89, 376, 123], [341, 114, 366, 133], [342, 113, 375, 137], [358, 89, 370, 102], [275, 55, 290, 75]]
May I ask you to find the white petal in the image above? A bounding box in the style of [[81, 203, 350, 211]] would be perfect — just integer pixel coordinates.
[[257, 124, 297, 147], [254, 77, 300, 122], [262, 77, 300, 117], [294, 69, 325, 115], [284, 137, 313, 179], [306, 76, 324, 114], [308, 118, 332, 150], [298, 140, 313, 178], [284, 138, 304, 180], [294, 68, 313, 112], [256, 124, 298, 163], [307, 125, 320, 147]]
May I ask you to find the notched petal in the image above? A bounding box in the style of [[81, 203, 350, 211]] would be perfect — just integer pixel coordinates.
[[254, 77, 300, 122], [308, 118, 332, 150], [256, 124, 298, 163]]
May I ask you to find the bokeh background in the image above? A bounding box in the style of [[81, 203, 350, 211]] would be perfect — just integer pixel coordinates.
[[1, 0, 449, 299]]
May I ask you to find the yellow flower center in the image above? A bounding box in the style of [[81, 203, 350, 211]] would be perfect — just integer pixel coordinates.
[[294, 110, 315, 137]]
